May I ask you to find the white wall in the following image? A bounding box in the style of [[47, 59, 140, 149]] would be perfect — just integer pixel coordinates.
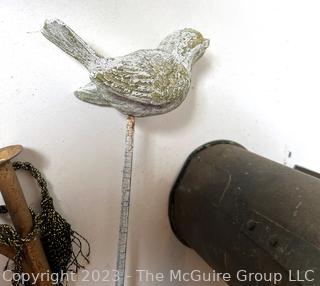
[[0, 1, 319, 285]]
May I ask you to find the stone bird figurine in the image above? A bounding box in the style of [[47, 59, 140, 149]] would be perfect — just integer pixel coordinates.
[[42, 19, 209, 117], [42, 19, 209, 286]]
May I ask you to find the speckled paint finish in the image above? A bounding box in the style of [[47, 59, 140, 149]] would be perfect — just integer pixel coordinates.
[[41, 19, 209, 117]]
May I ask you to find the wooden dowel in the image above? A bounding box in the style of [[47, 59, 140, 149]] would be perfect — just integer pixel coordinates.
[[0, 243, 15, 259], [0, 145, 52, 286], [0, 243, 33, 274]]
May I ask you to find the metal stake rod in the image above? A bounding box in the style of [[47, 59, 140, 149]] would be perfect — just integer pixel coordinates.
[[115, 115, 135, 286]]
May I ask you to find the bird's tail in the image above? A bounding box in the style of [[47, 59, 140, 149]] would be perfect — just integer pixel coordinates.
[[42, 19, 103, 71]]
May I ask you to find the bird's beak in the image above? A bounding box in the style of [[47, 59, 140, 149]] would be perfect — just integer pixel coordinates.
[[203, 38, 210, 49]]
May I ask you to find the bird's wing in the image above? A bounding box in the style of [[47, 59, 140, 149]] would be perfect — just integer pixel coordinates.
[[74, 82, 111, 106], [91, 50, 190, 106]]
